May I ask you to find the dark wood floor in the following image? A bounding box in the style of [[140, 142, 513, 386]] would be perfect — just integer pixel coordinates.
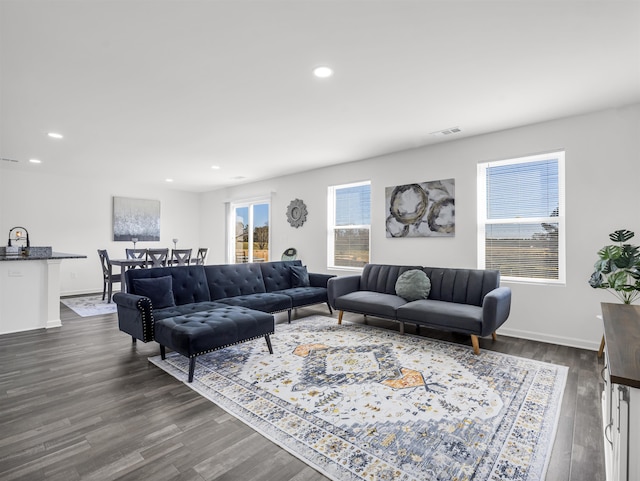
[[0, 302, 605, 481]]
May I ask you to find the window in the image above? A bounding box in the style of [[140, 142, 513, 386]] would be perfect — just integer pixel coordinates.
[[229, 199, 270, 263], [477, 151, 565, 283], [328, 181, 371, 269]]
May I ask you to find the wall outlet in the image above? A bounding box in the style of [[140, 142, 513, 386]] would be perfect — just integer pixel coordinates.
[[70, 272, 77, 279]]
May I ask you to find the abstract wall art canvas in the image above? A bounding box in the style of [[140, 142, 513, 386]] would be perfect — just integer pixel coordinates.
[[385, 178, 455, 237], [112, 196, 160, 241]]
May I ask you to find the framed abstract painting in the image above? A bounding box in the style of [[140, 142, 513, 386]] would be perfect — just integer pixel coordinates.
[[112, 196, 161, 241], [385, 178, 455, 237]]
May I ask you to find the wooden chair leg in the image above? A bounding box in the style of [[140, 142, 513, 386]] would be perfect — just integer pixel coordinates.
[[471, 335, 480, 355], [492, 332, 497, 341], [338, 310, 344, 324]]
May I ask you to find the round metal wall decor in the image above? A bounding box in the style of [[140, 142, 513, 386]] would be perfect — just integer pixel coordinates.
[[286, 199, 308, 228]]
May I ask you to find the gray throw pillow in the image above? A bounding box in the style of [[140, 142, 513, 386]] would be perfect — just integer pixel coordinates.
[[132, 275, 176, 309], [395, 269, 431, 301], [290, 265, 310, 287]]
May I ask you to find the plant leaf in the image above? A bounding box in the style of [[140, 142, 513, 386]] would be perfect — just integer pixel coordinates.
[[609, 229, 634, 243]]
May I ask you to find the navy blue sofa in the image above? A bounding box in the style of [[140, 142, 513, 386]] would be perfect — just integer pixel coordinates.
[[114, 260, 334, 343], [327, 264, 511, 354]]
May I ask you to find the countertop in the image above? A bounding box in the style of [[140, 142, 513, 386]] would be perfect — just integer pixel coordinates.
[[0, 252, 86, 261], [601, 302, 640, 389]]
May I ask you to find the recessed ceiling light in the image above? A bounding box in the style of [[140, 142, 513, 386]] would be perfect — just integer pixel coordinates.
[[313, 66, 333, 78], [29, 159, 42, 164], [165, 178, 174, 182], [48, 132, 63, 139], [211, 165, 221, 170]]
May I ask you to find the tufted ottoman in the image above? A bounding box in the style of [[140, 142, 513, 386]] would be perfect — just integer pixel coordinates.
[[154, 306, 274, 382]]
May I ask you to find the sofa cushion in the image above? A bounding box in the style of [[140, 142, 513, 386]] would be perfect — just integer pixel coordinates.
[[204, 263, 267, 300], [260, 260, 303, 292], [361, 264, 422, 294], [423, 267, 499, 306], [333, 291, 407, 319], [397, 299, 483, 334], [290, 265, 310, 287], [154, 301, 230, 321], [395, 269, 431, 301], [217, 293, 292, 313], [276, 287, 328, 308], [154, 306, 274, 357], [125, 265, 211, 305], [132, 276, 176, 309]]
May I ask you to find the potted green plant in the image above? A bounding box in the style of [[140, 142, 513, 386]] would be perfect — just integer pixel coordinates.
[[589, 229, 640, 304]]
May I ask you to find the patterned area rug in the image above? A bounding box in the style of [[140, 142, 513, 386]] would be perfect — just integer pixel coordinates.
[[60, 294, 117, 317], [149, 316, 567, 481]]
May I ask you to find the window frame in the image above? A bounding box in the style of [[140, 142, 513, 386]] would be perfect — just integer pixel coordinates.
[[327, 180, 371, 271], [227, 196, 271, 264], [477, 151, 566, 285]]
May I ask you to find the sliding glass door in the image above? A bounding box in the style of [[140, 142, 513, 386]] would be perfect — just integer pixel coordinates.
[[231, 200, 270, 263]]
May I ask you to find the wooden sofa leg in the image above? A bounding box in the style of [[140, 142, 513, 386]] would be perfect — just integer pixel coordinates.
[[287, 310, 292, 324], [264, 334, 273, 354], [327, 302, 333, 315], [492, 332, 497, 341], [160, 344, 166, 360], [471, 335, 480, 355], [338, 310, 344, 324]]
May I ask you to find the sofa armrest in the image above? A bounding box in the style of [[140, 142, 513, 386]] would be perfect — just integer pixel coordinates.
[[309, 273, 336, 288], [327, 275, 362, 309], [113, 292, 155, 342], [480, 286, 512, 336]]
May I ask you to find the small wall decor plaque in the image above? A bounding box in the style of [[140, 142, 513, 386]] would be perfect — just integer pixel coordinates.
[[385, 178, 455, 237], [286, 199, 308, 228]]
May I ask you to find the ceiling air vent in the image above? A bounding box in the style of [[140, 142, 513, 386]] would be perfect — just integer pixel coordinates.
[[430, 127, 462, 137], [1, 157, 19, 163]]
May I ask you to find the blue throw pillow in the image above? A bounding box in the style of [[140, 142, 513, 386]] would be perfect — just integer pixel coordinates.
[[132, 275, 176, 309], [395, 269, 431, 301], [290, 265, 310, 288]]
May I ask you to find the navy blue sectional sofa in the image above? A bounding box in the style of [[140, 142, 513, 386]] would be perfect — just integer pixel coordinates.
[[113, 260, 333, 381], [114, 260, 334, 343], [327, 264, 511, 354]]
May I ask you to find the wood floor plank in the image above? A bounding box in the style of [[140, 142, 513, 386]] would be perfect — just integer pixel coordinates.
[[0, 303, 605, 480]]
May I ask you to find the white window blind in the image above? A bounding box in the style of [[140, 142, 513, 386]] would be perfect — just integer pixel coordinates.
[[478, 151, 565, 283], [327, 181, 371, 269]]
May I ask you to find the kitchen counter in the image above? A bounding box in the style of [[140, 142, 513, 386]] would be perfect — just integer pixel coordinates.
[[0, 251, 86, 334], [0, 252, 86, 261]]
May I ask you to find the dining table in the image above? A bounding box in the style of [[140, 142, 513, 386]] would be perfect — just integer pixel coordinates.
[[110, 258, 147, 292]]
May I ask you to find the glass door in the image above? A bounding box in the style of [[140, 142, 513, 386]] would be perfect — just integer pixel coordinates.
[[232, 201, 270, 263]]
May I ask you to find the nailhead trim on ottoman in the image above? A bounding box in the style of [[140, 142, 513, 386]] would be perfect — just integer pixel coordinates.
[[153, 306, 275, 382]]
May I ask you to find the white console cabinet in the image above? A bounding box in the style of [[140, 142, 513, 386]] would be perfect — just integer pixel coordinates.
[[601, 303, 640, 481]]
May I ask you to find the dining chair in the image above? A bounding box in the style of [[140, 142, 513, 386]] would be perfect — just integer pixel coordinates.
[[146, 248, 169, 267], [125, 248, 148, 267], [97, 249, 121, 302], [171, 248, 192, 266], [195, 248, 209, 265]]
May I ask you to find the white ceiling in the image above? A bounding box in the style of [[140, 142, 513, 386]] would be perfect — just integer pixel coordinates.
[[1, 1, 639, 192]]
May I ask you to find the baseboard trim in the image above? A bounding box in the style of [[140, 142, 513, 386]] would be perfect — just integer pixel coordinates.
[[60, 289, 103, 298], [496, 327, 600, 352]]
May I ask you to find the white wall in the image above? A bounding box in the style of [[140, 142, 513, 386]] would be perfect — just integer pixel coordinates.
[[2, 104, 637, 348], [200, 103, 640, 351], [0, 169, 201, 295]]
